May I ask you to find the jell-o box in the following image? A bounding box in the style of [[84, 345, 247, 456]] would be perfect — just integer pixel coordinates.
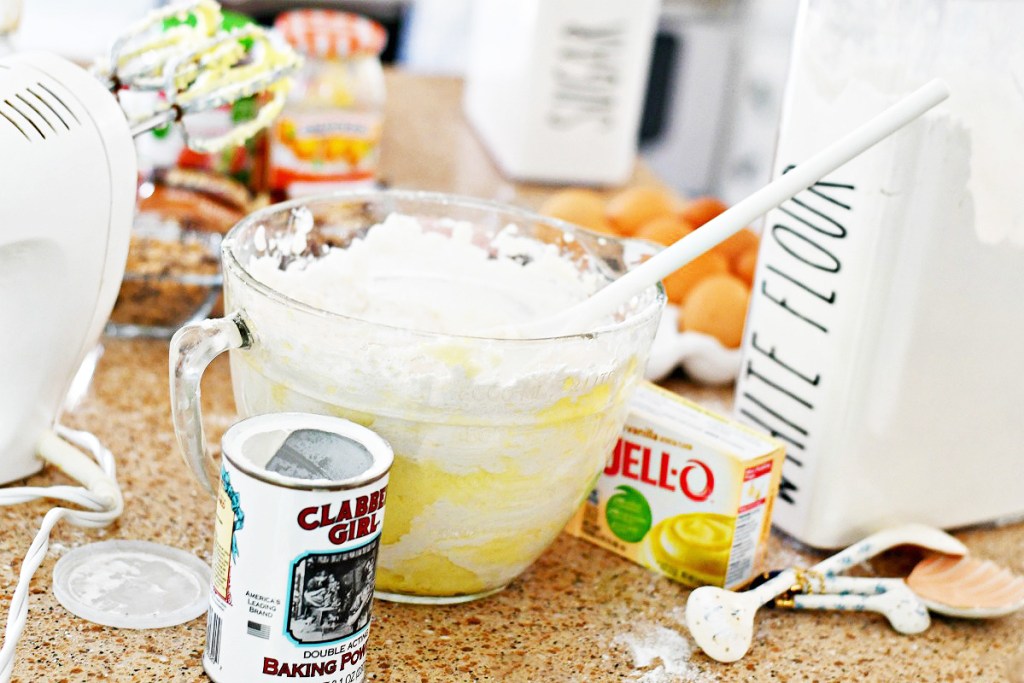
[[565, 381, 785, 589]]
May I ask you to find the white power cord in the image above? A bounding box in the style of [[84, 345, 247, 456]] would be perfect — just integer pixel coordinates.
[[0, 426, 123, 683]]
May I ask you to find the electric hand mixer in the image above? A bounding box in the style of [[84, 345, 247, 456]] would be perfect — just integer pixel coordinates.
[[0, 2, 298, 678]]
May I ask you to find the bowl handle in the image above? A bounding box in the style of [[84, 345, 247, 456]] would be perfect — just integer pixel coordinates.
[[169, 312, 251, 496]]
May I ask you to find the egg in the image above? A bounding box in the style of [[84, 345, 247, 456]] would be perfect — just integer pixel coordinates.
[[679, 196, 728, 227], [732, 247, 758, 287], [635, 215, 695, 247], [606, 186, 676, 236], [679, 274, 750, 348], [539, 189, 614, 234], [712, 227, 759, 262], [661, 251, 729, 306]]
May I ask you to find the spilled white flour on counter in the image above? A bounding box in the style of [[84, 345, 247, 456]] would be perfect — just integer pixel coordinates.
[[615, 623, 717, 682]]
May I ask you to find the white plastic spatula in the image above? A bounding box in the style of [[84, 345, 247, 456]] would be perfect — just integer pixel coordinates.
[[508, 79, 950, 338]]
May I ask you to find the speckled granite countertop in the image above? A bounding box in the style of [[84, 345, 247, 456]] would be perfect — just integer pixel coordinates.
[[4, 73, 1023, 682]]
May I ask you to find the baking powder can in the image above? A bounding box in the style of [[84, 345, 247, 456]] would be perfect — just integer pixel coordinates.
[[203, 412, 393, 683]]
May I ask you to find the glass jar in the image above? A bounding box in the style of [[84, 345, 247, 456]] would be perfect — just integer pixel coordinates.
[[270, 10, 387, 199], [169, 191, 665, 603]]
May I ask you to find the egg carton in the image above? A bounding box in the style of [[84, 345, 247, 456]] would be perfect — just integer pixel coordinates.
[[645, 303, 742, 385]]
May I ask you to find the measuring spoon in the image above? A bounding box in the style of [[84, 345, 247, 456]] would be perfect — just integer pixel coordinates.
[[685, 524, 966, 663], [907, 553, 1024, 618], [779, 576, 931, 634]]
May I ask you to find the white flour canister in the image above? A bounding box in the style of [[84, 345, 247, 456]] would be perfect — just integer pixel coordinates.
[[734, 0, 1024, 548]]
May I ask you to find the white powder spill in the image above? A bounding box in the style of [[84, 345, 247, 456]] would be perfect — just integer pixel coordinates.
[[615, 623, 717, 682]]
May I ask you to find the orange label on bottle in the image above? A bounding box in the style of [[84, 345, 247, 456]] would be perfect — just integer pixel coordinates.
[[270, 111, 381, 191]]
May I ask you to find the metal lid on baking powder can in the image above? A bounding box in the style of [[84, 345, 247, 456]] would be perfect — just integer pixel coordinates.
[[203, 412, 393, 683]]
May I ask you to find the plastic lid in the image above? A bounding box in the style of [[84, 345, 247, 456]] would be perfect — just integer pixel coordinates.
[[274, 10, 387, 59], [52, 540, 211, 629]]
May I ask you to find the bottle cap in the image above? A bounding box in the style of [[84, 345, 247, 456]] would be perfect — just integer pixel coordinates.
[[275, 10, 387, 59], [52, 540, 211, 629]]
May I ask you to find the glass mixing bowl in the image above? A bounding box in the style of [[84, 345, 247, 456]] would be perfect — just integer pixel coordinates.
[[171, 190, 664, 603]]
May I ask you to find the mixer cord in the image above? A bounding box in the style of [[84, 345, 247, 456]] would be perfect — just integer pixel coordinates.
[[0, 426, 123, 683]]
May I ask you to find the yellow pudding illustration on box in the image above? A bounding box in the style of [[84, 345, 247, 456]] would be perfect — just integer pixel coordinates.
[[566, 382, 785, 589], [643, 513, 735, 587]]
